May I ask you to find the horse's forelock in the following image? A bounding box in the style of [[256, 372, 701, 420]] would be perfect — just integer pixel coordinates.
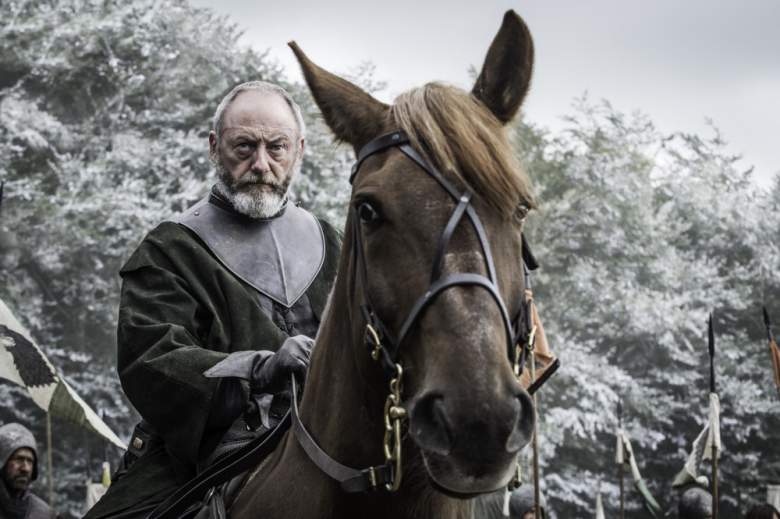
[[390, 83, 536, 217]]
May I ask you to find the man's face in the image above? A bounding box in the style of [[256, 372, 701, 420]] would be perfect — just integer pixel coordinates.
[[522, 512, 534, 519], [3, 447, 34, 492], [209, 90, 304, 218]]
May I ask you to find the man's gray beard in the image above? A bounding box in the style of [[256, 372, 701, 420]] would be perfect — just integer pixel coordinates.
[[214, 156, 301, 219]]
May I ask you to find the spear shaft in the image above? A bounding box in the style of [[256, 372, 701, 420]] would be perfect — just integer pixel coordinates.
[[46, 413, 54, 506], [618, 400, 624, 519], [619, 463, 625, 519], [711, 451, 718, 519], [531, 345, 541, 519], [524, 275, 542, 519], [709, 315, 716, 395], [708, 315, 719, 519], [764, 307, 773, 344], [763, 307, 780, 398]]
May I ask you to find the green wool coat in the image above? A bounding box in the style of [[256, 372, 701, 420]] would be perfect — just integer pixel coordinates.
[[85, 212, 340, 519]]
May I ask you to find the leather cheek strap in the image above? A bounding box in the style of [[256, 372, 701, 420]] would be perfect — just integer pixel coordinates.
[[430, 192, 472, 283], [392, 273, 515, 362], [291, 377, 393, 493], [398, 143, 498, 285]]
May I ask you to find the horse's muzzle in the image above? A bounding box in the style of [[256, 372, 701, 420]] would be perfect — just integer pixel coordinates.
[[407, 382, 535, 493]]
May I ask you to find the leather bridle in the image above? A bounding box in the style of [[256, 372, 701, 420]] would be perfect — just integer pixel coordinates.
[[350, 131, 524, 379], [292, 130, 540, 493]]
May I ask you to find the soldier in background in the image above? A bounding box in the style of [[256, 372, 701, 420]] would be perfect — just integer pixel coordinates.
[[0, 423, 57, 519], [510, 485, 548, 519], [678, 485, 713, 519], [744, 503, 780, 519], [472, 485, 548, 519]]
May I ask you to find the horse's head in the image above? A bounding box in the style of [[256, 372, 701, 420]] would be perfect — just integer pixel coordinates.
[[291, 10, 537, 496]]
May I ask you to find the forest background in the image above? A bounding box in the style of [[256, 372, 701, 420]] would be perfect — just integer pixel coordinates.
[[0, 1, 778, 517]]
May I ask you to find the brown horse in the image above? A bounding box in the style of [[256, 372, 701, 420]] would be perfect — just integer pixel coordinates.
[[230, 10, 538, 519]]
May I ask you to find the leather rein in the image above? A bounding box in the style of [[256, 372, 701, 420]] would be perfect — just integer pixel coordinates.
[[291, 130, 540, 493]]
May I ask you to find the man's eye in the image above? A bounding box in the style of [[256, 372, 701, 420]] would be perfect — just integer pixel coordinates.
[[235, 143, 253, 153], [356, 201, 382, 225], [269, 142, 287, 152]]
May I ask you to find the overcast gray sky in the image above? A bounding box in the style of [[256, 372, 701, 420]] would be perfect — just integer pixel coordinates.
[[190, 0, 779, 186]]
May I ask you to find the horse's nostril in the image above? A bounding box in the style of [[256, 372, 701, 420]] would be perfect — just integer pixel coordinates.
[[410, 393, 453, 456], [505, 389, 536, 453]]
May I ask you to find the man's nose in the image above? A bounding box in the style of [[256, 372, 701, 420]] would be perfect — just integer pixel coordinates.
[[19, 460, 32, 473], [250, 146, 271, 173]]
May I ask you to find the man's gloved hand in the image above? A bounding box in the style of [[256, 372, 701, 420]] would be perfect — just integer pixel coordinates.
[[250, 335, 313, 393]]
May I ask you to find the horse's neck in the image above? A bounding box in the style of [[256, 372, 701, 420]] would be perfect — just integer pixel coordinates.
[[233, 280, 472, 518], [296, 292, 387, 470], [232, 281, 385, 516], [294, 290, 473, 518]]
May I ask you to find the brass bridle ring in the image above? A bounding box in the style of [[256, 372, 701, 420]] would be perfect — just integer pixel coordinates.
[[366, 324, 383, 361], [382, 363, 405, 491]]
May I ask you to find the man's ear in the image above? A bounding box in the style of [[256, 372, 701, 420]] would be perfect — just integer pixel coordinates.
[[289, 41, 388, 153], [472, 10, 534, 125], [208, 131, 218, 162]]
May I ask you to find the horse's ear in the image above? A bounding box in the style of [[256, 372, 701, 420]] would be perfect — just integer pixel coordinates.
[[289, 41, 389, 152], [471, 10, 534, 125]]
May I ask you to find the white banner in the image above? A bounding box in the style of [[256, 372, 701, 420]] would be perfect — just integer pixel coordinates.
[[0, 298, 125, 449], [615, 427, 624, 464], [767, 485, 780, 510], [619, 431, 642, 482], [595, 490, 605, 519], [704, 392, 721, 459], [672, 420, 710, 488]]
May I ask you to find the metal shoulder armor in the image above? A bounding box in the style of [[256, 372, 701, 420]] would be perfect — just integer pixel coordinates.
[[169, 196, 325, 308]]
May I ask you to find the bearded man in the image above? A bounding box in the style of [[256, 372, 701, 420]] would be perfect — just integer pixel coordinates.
[[0, 423, 57, 519], [85, 81, 340, 519]]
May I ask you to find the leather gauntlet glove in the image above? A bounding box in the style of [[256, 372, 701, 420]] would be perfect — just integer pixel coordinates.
[[250, 335, 313, 394]]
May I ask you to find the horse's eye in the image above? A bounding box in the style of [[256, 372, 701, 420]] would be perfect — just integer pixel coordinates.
[[357, 201, 381, 225], [514, 203, 530, 224]]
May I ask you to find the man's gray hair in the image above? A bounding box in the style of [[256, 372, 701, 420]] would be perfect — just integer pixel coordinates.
[[212, 81, 306, 139]]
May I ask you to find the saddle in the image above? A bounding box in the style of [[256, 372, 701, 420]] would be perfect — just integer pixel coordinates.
[[142, 395, 292, 519]]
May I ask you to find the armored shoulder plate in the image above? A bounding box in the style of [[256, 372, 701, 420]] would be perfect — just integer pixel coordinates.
[[170, 196, 325, 308]]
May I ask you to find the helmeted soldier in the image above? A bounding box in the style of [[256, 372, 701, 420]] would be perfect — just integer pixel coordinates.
[[678, 484, 713, 519], [0, 423, 57, 519], [84, 81, 340, 519], [510, 485, 548, 519], [744, 504, 780, 519], [472, 485, 548, 519]]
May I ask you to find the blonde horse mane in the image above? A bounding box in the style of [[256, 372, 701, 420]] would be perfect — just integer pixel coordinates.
[[391, 82, 536, 218]]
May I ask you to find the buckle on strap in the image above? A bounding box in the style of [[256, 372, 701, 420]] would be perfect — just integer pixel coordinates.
[[339, 464, 394, 493]]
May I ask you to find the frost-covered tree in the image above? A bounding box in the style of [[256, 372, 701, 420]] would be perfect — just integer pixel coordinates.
[[518, 98, 780, 518]]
